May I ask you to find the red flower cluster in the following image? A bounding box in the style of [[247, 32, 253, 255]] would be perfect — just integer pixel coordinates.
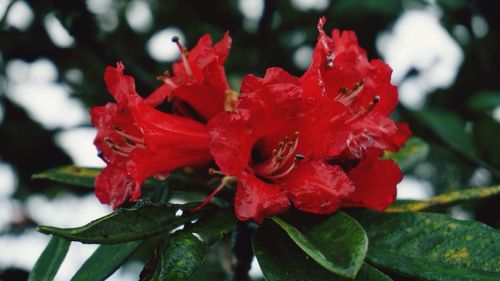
[[91, 18, 410, 222]]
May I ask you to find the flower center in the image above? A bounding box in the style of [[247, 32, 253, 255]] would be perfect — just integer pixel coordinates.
[[253, 131, 303, 181], [104, 126, 145, 158]]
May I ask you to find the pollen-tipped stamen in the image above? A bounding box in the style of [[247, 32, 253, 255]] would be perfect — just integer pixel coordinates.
[[253, 132, 301, 180], [172, 36, 193, 78], [157, 70, 177, 88], [345, 95, 381, 124], [114, 126, 145, 144], [267, 154, 304, 180], [336, 80, 365, 105]]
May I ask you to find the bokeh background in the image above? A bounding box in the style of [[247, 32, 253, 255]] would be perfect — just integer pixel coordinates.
[[0, 0, 499, 280]]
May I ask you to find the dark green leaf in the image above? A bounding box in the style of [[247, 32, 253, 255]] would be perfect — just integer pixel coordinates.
[[386, 185, 500, 212], [32, 166, 100, 188], [37, 203, 204, 244], [29, 236, 71, 281], [383, 137, 429, 172], [353, 211, 500, 281], [253, 222, 391, 281], [415, 109, 476, 155], [473, 118, 500, 169], [467, 90, 500, 111], [271, 211, 368, 278], [149, 208, 236, 281], [71, 240, 143, 281], [32, 166, 210, 193]]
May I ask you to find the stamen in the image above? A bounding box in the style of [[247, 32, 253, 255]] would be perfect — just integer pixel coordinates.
[[157, 71, 177, 88], [114, 126, 145, 144], [336, 80, 365, 105], [190, 176, 236, 213], [208, 168, 225, 176], [111, 148, 129, 157], [172, 36, 193, 78], [253, 132, 301, 180], [154, 173, 169, 180], [345, 95, 381, 124], [114, 144, 133, 153], [104, 137, 113, 147], [351, 80, 365, 96], [274, 132, 300, 171], [267, 159, 298, 180], [224, 89, 238, 112]]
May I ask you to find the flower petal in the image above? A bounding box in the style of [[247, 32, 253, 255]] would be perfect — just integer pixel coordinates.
[[281, 160, 354, 214], [343, 153, 402, 210], [147, 33, 232, 121], [234, 171, 290, 223], [346, 112, 412, 158], [95, 163, 140, 209], [104, 62, 141, 106]]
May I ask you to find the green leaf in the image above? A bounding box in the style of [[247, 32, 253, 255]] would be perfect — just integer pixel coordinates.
[[32, 166, 100, 188], [29, 236, 71, 281], [467, 90, 500, 111], [271, 211, 368, 278], [253, 222, 391, 281], [149, 208, 236, 281], [383, 137, 429, 172], [32, 166, 210, 193], [415, 109, 476, 155], [352, 211, 500, 281], [386, 185, 500, 212], [37, 203, 204, 244], [71, 240, 143, 281]]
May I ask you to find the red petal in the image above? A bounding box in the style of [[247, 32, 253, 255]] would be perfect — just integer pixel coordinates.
[[92, 63, 212, 208], [346, 112, 411, 158], [234, 171, 290, 223], [149, 33, 232, 120], [95, 163, 140, 209], [343, 153, 402, 210], [104, 62, 141, 106], [280, 160, 354, 214]]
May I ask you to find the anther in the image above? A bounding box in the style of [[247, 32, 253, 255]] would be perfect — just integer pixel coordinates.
[[295, 154, 305, 160], [326, 52, 335, 68], [157, 70, 177, 88], [208, 168, 224, 176], [350, 80, 365, 96], [104, 137, 113, 146]]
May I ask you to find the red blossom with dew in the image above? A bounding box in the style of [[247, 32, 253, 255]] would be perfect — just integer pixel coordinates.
[[147, 33, 235, 122], [206, 18, 411, 223], [90, 62, 211, 208]]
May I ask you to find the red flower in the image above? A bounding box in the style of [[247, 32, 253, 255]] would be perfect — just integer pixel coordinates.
[[207, 19, 410, 223], [91, 62, 211, 208], [147, 33, 234, 122], [301, 17, 410, 159]]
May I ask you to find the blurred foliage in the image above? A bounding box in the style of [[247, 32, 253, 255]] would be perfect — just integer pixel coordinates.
[[1, 0, 500, 279]]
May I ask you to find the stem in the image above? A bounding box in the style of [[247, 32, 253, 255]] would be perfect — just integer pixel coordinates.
[[232, 222, 254, 281]]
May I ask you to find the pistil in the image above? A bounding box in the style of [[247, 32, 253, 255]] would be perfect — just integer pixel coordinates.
[[172, 36, 193, 78]]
